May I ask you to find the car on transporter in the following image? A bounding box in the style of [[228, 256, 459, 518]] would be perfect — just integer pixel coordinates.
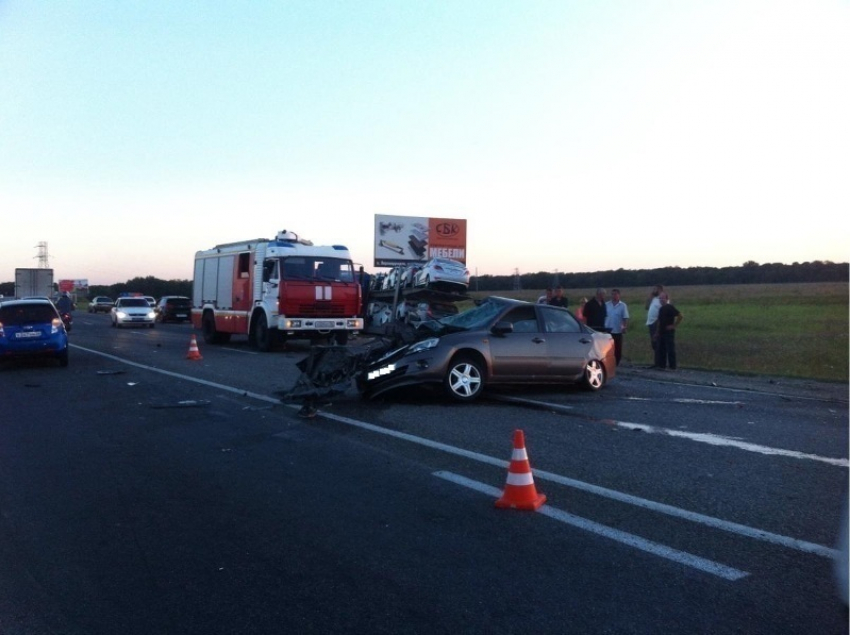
[[356, 296, 615, 402]]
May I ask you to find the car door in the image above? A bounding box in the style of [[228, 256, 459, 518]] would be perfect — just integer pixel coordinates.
[[537, 305, 592, 378], [487, 305, 549, 382]]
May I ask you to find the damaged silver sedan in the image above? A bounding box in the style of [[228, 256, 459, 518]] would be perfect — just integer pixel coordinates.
[[356, 296, 616, 402]]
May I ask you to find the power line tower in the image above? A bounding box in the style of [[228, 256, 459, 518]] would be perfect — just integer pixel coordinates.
[[552, 268, 560, 288], [512, 268, 522, 290], [35, 242, 50, 268]]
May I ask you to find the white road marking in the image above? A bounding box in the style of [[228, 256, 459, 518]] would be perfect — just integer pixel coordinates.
[[434, 471, 749, 581], [617, 421, 849, 467], [496, 395, 848, 468], [625, 397, 744, 405], [71, 344, 841, 560]]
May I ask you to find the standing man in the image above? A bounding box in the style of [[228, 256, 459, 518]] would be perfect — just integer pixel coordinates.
[[548, 286, 568, 308], [583, 288, 608, 332], [605, 288, 629, 366], [645, 284, 664, 360], [537, 288, 552, 304], [654, 292, 683, 370], [358, 266, 371, 319]]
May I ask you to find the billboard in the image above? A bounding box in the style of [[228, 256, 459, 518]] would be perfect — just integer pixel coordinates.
[[58, 279, 89, 292], [374, 214, 467, 268]]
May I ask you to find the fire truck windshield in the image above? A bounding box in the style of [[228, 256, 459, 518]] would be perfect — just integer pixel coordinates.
[[282, 257, 354, 283]]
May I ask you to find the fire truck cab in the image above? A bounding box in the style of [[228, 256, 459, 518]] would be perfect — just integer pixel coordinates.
[[192, 230, 363, 351]]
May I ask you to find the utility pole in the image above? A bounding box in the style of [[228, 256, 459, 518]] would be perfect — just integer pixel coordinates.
[[513, 268, 522, 290], [35, 242, 50, 268]]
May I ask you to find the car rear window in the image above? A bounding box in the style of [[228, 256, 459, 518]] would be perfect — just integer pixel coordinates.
[[0, 305, 58, 325], [166, 299, 191, 307]]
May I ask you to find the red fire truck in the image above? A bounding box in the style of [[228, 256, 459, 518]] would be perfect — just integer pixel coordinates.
[[191, 230, 363, 350]]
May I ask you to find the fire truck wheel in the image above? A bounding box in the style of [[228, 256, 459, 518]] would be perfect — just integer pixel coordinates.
[[334, 331, 349, 345], [253, 313, 274, 352], [202, 311, 230, 344]]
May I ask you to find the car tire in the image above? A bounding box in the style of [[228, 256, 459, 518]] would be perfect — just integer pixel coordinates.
[[582, 359, 606, 391], [444, 355, 484, 402]]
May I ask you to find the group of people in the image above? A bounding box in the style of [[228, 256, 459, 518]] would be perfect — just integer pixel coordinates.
[[538, 284, 683, 369]]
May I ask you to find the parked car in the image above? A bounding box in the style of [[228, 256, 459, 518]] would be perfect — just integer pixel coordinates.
[[357, 296, 615, 401], [413, 258, 470, 291], [0, 298, 69, 367], [155, 296, 192, 323], [88, 296, 114, 313], [143, 296, 156, 307], [111, 297, 156, 328]]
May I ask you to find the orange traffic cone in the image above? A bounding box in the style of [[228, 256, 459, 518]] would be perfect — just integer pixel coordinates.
[[495, 429, 547, 511], [187, 334, 202, 361]]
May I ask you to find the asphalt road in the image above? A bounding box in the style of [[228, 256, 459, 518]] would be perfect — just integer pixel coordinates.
[[0, 313, 847, 634]]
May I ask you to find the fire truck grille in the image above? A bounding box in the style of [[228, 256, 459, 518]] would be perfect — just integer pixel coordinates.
[[300, 303, 347, 315]]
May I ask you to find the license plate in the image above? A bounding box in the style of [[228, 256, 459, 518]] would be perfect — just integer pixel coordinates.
[[176, 314, 187, 318], [315, 320, 334, 328], [15, 331, 41, 339]]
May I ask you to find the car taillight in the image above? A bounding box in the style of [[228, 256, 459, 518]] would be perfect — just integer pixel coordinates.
[[52, 318, 62, 333]]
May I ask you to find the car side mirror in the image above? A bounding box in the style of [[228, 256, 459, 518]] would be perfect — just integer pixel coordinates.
[[491, 321, 514, 336]]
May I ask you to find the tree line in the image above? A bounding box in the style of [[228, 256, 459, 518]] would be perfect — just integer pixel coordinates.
[[0, 261, 845, 299], [471, 260, 848, 292]]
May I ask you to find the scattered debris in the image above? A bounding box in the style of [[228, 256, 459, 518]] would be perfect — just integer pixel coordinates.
[[149, 400, 211, 409]]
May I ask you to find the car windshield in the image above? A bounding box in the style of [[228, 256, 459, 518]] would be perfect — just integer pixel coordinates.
[[435, 298, 507, 331], [281, 257, 354, 282], [119, 298, 149, 307], [0, 304, 57, 325]]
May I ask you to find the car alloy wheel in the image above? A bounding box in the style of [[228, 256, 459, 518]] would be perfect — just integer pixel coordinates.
[[444, 356, 484, 402], [582, 359, 605, 391]]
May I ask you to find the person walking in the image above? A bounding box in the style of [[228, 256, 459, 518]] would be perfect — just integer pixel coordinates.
[[604, 288, 629, 365], [548, 286, 568, 308], [583, 288, 608, 332], [654, 292, 683, 370], [645, 284, 664, 359]]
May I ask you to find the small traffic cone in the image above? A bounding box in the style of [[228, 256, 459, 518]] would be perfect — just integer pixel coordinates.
[[495, 429, 547, 511], [186, 334, 202, 361]]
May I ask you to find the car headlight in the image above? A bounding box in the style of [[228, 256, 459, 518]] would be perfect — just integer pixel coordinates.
[[117, 311, 128, 318], [408, 337, 440, 354]]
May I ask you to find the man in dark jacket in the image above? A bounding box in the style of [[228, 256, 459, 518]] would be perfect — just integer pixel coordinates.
[[583, 288, 607, 332]]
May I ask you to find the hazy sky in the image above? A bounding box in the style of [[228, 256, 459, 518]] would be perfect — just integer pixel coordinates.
[[2, 1, 848, 285]]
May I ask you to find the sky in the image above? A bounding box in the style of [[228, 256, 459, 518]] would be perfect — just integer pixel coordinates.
[[1, 0, 848, 285]]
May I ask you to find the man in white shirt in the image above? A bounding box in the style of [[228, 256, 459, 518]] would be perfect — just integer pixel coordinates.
[[605, 288, 630, 366], [536, 288, 552, 304], [645, 284, 664, 364]]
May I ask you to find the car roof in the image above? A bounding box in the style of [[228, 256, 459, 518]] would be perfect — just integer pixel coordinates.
[[0, 298, 57, 310]]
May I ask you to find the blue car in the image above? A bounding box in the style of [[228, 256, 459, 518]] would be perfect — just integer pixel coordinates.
[[0, 298, 69, 367]]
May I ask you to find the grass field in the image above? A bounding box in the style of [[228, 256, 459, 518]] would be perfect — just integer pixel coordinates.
[[468, 282, 849, 383]]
